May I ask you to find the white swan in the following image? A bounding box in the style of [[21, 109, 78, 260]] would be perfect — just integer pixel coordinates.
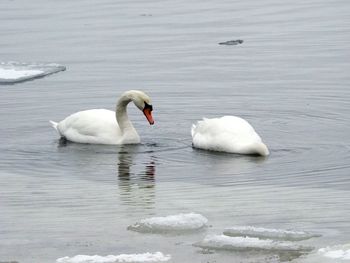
[[191, 116, 269, 156], [50, 90, 154, 144]]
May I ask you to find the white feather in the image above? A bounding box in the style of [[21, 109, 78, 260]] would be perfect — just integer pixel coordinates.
[[191, 116, 269, 156], [49, 90, 153, 145], [49, 120, 58, 131]]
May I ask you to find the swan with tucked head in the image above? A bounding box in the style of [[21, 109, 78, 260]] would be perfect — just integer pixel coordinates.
[[191, 116, 269, 156], [50, 90, 154, 144]]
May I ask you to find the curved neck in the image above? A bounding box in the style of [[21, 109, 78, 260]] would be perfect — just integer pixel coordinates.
[[116, 94, 135, 134]]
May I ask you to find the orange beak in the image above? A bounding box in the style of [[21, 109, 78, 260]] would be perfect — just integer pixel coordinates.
[[143, 108, 154, 125]]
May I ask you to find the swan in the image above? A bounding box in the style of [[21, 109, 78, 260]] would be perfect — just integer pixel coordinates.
[[50, 90, 154, 144], [191, 116, 269, 156]]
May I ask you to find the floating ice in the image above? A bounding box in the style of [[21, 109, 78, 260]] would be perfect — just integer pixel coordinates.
[[318, 244, 350, 260], [194, 235, 313, 252], [56, 252, 171, 263], [0, 61, 65, 84], [223, 226, 321, 241], [0, 68, 43, 79], [127, 213, 208, 233], [299, 244, 350, 262]]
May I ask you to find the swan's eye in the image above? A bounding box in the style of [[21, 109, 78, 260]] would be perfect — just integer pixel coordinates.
[[144, 102, 153, 111]]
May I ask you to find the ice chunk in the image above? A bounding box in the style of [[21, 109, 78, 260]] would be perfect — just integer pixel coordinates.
[[0, 68, 43, 79], [300, 244, 350, 262], [0, 61, 65, 84], [223, 226, 321, 241], [56, 252, 171, 263], [194, 235, 313, 252], [127, 213, 208, 233], [318, 244, 350, 260]]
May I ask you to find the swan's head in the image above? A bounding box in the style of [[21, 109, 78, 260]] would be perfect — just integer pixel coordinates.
[[126, 90, 154, 125]]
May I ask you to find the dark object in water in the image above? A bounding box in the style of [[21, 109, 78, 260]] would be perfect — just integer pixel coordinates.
[[219, 39, 244, 45]]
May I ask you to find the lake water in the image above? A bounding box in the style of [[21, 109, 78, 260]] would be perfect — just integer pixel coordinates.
[[0, 0, 350, 262]]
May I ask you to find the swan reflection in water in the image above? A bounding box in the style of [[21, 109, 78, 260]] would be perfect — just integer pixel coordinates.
[[117, 145, 156, 209]]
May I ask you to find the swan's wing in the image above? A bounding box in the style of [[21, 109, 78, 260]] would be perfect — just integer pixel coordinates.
[[193, 116, 254, 138], [57, 109, 121, 144], [218, 116, 262, 143], [192, 116, 265, 153]]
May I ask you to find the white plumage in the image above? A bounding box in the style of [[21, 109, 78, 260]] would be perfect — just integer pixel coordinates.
[[50, 109, 132, 144], [191, 116, 269, 156], [50, 90, 154, 145]]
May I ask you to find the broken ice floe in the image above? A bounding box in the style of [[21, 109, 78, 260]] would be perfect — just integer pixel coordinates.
[[318, 244, 350, 260], [194, 235, 313, 253], [299, 244, 350, 262], [0, 61, 65, 84], [127, 213, 208, 233], [56, 252, 171, 263], [223, 226, 321, 241]]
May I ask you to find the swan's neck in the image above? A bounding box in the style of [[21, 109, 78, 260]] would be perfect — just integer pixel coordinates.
[[116, 95, 135, 134]]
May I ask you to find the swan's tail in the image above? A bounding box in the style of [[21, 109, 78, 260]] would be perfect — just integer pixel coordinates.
[[191, 124, 196, 137], [49, 120, 58, 131], [254, 142, 270, 156]]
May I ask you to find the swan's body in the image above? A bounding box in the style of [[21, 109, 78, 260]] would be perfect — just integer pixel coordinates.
[[50, 90, 154, 145], [191, 116, 269, 156]]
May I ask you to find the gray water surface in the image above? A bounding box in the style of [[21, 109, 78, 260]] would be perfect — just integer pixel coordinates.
[[1, 0, 350, 262]]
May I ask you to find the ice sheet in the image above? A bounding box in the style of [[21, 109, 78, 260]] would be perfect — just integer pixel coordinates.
[[127, 213, 208, 233], [0, 68, 44, 80], [223, 226, 321, 241], [318, 244, 350, 260], [194, 234, 313, 252], [298, 244, 350, 262], [56, 252, 171, 263], [0, 61, 65, 84]]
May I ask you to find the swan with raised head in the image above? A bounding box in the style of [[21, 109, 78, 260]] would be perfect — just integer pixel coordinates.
[[50, 90, 154, 144], [191, 116, 269, 156]]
